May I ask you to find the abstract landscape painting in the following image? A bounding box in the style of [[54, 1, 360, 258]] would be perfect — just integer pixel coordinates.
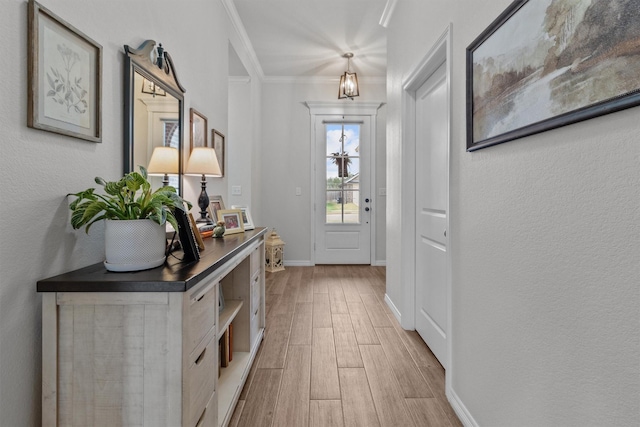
[[467, 0, 640, 150]]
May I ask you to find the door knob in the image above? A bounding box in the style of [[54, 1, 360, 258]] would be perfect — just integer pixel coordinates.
[[365, 207, 370, 212], [365, 198, 370, 203]]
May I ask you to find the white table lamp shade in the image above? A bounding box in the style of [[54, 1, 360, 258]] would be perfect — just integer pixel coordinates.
[[186, 147, 222, 176], [147, 147, 179, 175]]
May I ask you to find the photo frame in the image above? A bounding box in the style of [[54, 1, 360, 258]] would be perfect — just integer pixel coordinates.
[[190, 108, 207, 152], [217, 209, 245, 235], [28, 0, 102, 143], [208, 195, 225, 222], [466, 0, 640, 151], [188, 212, 205, 251], [173, 203, 200, 263], [212, 129, 225, 177], [232, 205, 255, 230]]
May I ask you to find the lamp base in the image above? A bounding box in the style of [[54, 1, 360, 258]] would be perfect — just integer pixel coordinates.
[[197, 175, 212, 224]]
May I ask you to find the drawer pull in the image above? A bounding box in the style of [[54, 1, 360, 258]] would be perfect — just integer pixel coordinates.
[[192, 280, 217, 303], [195, 347, 207, 365], [195, 407, 207, 427]]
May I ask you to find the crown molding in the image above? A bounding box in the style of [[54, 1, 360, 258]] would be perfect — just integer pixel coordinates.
[[379, 0, 399, 28], [229, 76, 251, 84], [221, 0, 265, 81]]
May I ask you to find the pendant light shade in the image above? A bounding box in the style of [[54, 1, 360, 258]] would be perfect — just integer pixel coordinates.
[[338, 53, 360, 100]]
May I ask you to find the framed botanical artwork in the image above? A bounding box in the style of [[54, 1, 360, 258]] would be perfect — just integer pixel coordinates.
[[217, 209, 245, 235], [190, 108, 207, 152], [232, 205, 255, 230], [207, 195, 225, 222], [212, 129, 225, 177], [27, 0, 102, 142], [466, 0, 640, 151]]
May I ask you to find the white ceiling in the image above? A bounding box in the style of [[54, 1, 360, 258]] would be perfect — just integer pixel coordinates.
[[229, 0, 389, 80]]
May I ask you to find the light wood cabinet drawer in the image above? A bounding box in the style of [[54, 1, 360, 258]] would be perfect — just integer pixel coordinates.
[[251, 269, 261, 313], [186, 329, 217, 427], [250, 305, 261, 343], [186, 279, 217, 351], [192, 390, 217, 427], [250, 245, 261, 276]]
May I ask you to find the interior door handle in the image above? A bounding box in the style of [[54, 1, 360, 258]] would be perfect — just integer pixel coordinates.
[[365, 207, 370, 212]]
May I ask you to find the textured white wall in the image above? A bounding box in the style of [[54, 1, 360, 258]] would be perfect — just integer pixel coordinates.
[[228, 80, 253, 208], [385, 1, 639, 426], [0, 0, 253, 424], [260, 80, 387, 265]]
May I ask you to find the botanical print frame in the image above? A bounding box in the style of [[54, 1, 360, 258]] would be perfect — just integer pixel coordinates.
[[212, 129, 225, 177], [207, 195, 225, 222], [217, 209, 245, 235], [232, 205, 255, 230], [466, 0, 640, 151], [28, 0, 102, 142], [190, 108, 207, 152]]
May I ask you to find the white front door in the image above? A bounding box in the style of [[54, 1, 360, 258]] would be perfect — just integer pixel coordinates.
[[315, 116, 371, 264], [415, 63, 449, 368]]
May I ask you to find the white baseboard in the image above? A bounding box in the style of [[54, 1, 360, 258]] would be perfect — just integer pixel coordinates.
[[384, 294, 401, 325], [283, 261, 386, 267], [446, 386, 478, 427], [283, 260, 313, 267]]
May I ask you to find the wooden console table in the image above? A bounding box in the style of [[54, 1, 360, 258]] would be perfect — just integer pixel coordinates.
[[37, 227, 267, 427]]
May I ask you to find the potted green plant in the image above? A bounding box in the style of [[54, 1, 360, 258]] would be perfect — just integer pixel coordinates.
[[69, 166, 191, 272]]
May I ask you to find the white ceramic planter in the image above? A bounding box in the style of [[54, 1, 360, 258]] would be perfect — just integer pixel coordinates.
[[104, 219, 166, 272]]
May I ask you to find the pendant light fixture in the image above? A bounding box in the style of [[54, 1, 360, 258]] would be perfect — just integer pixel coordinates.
[[338, 52, 359, 100]]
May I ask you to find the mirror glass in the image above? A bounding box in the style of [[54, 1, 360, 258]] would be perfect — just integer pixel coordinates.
[[124, 40, 185, 195]]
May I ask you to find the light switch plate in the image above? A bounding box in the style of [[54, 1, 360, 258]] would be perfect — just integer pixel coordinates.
[[231, 186, 242, 195], [378, 187, 387, 196]]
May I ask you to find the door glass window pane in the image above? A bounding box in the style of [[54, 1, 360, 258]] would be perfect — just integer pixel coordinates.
[[324, 123, 361, 224]]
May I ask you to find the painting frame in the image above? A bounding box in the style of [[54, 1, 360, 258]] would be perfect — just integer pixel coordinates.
[[232, 205, 255, 230], [212, 129, 225, 177], [207, 195, 225, 222], [28, 0, 102, 143], [189, 108, 208, 153], [217, 209, 245, 235], [466, 0, 640, 151]]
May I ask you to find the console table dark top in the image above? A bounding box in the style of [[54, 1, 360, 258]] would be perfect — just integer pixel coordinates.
[[37, 227, 267, 293]]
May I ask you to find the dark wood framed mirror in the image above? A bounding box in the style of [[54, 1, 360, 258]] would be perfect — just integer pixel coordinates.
[[124, 40, 186, 195]]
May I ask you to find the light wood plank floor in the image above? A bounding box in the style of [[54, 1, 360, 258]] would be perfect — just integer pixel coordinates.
[[229, 265, 461, 427]]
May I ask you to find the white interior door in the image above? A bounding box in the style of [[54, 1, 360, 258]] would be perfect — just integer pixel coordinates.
[[315, 116, 371, 264], [415, 63, 449, 369]]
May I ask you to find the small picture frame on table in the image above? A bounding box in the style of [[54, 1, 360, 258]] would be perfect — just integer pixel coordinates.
[[28, 0, 102, 143], [188, 212, 205, 251], [173, 203, 200, 262], [217, 209, 244, 235], [208, 195, 225, 222], [232, 205, 255, 230]]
